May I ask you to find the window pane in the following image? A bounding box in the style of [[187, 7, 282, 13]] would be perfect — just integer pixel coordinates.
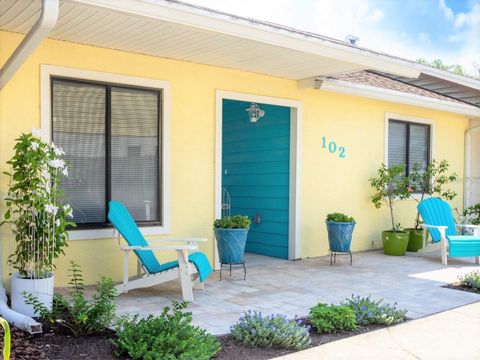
[[110, 87, 160, 222], [409, 124, 429, 171], [52, 80, 107, 224], [388, 121, 407, 167]]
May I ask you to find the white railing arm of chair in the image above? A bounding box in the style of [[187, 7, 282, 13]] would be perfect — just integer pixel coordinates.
[[120, 244, 198, 252], [456, 224, 480, 229], [422, 224, 448, 230], [146, 237, 208, 243]]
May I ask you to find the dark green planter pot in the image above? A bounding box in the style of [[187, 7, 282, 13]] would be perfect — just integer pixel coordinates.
[[405, 228, 424, 252], [382, 231, 409, 256]]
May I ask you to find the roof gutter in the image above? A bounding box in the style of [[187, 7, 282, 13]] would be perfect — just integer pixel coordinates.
[[0, 0, 59, 89], [318, 78, 480, 117], [464, 125, 480, 209]]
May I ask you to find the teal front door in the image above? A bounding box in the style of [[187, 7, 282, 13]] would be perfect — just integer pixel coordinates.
[[222, 99, 290, 259]]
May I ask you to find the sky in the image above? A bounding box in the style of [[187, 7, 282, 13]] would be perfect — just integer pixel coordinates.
[[184, 0, 480, 75]]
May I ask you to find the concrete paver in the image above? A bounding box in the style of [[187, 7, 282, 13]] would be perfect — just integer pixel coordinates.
[[79, 250, 479, 335]]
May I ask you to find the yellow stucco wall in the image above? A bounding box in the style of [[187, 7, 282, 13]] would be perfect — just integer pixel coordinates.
[[0, 31, 468, 286]]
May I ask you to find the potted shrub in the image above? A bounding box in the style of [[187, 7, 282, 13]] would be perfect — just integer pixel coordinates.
[[369, 164, 411, 256], [2, 130, 74, 316], [407, 160, 457, 251], [213, 215, 251, 268], [325, 212, 355, 253], [459, 203, 480, 235]]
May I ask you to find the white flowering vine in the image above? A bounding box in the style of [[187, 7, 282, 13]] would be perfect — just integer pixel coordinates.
[[2, 130, 76, 279]]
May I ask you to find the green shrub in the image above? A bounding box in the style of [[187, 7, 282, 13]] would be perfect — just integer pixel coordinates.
[[326, 213, 355, 223], [113, 301, 220, 360], [230, 311, 310, 350], [341, 295, 407, 325], [459, 270, 480, 290], [309, 304, 357, 333], [23, 261, 117, 336], [213, 215, 251, 229]]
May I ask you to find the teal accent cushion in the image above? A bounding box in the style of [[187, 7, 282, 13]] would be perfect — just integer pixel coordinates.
[[447, 235, 480, 257]]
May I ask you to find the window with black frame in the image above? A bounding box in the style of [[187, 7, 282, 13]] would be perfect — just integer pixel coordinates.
[[388, 119, 430, 177], [52, 78, 161, 228]]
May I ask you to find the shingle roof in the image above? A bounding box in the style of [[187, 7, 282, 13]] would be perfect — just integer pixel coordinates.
[[330, 71, 466, 105]]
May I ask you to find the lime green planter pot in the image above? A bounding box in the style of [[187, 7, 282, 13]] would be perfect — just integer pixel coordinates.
[[405, 228, 424, 252], [382, 231, 409, 256]]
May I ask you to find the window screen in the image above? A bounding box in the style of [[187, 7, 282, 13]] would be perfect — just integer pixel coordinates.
[[110, 87, 159, 222], [52, 78, 161, 227], [388, 119, 430, 176]]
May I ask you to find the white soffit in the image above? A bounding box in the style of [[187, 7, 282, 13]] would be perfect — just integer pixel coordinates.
[[0, 0, 420, 80]]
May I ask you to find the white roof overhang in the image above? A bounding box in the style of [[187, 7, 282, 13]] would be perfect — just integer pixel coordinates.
[[0, 0, 421, 80]]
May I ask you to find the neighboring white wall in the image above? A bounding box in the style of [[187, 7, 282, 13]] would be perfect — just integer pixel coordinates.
[[467, 118, 480, 207]]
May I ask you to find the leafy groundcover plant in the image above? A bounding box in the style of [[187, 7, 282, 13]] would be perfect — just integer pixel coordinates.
[[23, 261, 117, 336], [326, 213, 355, 222], [458, 271, 480, 291], [213, 215, 251, 229], [114, 301, 220, 360], [231, 310, 310, 350], [341, 295, 407, 325], [309, 304, 357, 333]]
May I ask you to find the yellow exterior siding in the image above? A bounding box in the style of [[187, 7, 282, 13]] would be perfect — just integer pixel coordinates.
[[0, 31, 468, 286]]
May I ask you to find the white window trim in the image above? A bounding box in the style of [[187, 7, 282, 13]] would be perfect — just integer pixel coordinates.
[[384, 112, 435, 200], [40, 65, 171, 240]]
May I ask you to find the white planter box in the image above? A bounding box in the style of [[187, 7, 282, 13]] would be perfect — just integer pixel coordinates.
[[11, 273, 54, 317]]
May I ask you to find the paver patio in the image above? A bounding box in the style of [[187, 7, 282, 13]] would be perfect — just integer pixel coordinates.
[[113, 250, 479, 335]]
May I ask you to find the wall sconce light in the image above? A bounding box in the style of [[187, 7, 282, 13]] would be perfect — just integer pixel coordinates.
[[246, 103, 265, 123]]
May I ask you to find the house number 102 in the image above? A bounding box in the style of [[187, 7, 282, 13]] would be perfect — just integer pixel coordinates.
[[322, 136, 346, 158]]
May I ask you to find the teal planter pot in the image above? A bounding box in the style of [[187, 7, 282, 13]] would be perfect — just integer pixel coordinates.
[[326, 221, 356, 252], [382, 231, 409, 256], [214, 228, 248, 264]]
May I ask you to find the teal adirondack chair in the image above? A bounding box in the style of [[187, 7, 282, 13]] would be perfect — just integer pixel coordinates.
[[417, 198, 480, 265], [108, 201, 212, 301]]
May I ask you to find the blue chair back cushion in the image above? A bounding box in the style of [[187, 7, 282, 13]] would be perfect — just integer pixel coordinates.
[[417, 198, 457, 243], [108, 201, 162, 274]]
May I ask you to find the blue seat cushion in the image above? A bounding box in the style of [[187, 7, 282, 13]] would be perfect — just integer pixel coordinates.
[[447, 235, 480, 257], [149, 251, 212, 282]]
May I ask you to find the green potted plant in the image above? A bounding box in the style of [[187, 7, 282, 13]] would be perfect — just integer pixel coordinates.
[[407, 160, 457, 251], [213, 215, 251, 272], [2, 130, 75, 317], [459, 203, 480, 235], [369, 163, 411, 256]]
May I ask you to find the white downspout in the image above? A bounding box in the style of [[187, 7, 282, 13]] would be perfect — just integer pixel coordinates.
[[0, 0, 59, 89], [0, 0, 58, 334], [464, 125, 480, 209]]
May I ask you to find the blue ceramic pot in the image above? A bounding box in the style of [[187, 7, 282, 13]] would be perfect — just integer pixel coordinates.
[[325, 221, 356, 252], [214, 228, 248, 264]]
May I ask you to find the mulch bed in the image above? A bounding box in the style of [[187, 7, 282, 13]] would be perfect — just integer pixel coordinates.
[[214, 324, 385, 360], [442, 283, 480, 295], [1, 323, 386, 360]]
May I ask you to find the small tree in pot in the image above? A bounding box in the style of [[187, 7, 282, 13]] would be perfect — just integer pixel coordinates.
[[213, 215, 250, 279], [325, 213, 355, 266], [2, 130, 75, 316], [407, 160, 457, 250], [369, 164, 411, 256]]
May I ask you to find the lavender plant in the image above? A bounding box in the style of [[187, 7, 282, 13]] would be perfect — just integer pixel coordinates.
[[341, 295, 407, 325], [231, 311, 310, 350], [2, 130, 75, 278]]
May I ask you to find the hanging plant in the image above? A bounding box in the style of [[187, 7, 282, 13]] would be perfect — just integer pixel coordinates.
[[2, 130, 75, 279]]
